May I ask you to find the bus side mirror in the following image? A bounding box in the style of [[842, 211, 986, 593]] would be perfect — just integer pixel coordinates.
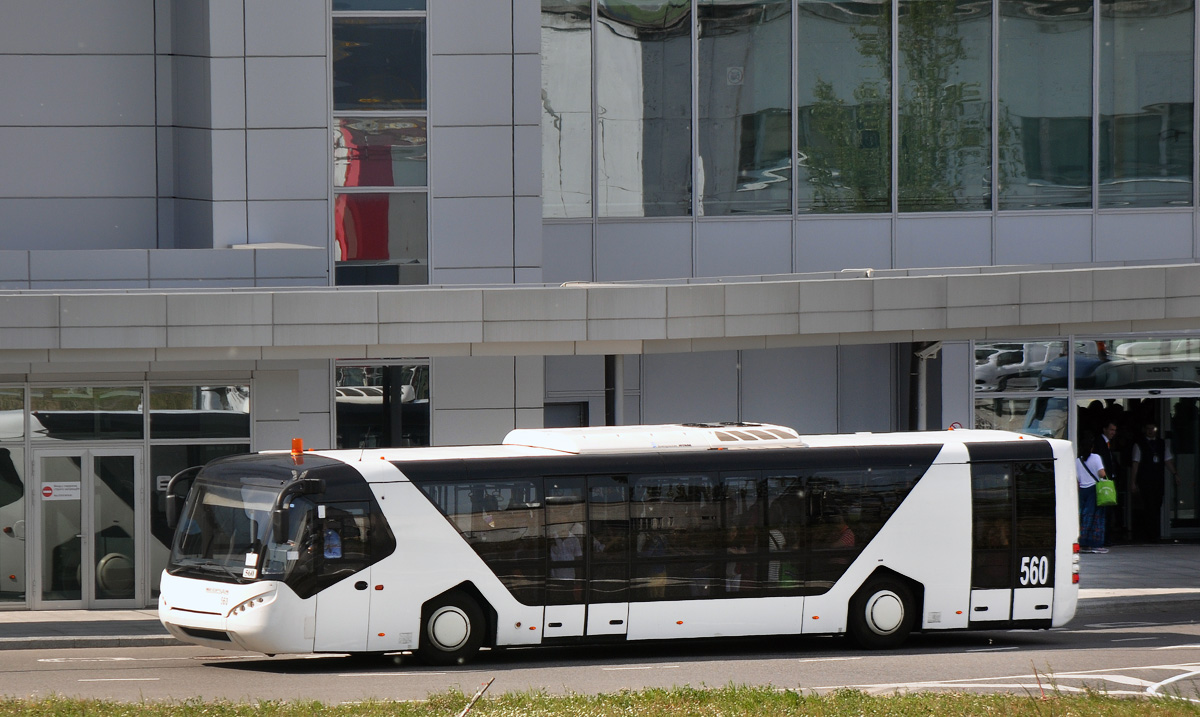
[[271, 508, 288, 542], [165, 465, 204, 530], [296, 478, 325, 495]]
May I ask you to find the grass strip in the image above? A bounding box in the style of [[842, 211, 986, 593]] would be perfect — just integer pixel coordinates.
[[0, 686, 1197, 716]]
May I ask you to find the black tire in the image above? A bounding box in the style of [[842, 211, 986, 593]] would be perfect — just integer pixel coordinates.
[[847, 578, 916, 650], [418, 590, 485, 666]]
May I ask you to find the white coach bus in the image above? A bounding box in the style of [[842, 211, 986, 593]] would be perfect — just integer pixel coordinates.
[[158, 423, 1080, 664]]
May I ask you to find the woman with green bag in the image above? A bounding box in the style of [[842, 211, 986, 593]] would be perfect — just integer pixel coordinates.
[[1076, 432, 1109, 553]]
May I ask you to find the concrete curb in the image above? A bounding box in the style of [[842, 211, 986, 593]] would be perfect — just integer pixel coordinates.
[[1074, 594, 1200, 617], [0, 635, 185, 650]]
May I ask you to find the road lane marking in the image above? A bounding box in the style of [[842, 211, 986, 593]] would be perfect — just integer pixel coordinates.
[[601, 665, 680, 671], [1111, 637, 1159, 642], [1157, 644, 1200, 650], [335, 672, 446, 677], [966, 647, 1019, 652], [1147, 669, 1200, 704], [78, 678, 161, 682]]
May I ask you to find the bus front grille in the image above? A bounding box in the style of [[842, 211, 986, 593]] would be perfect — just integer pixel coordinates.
[[179, 626, 232, 642]]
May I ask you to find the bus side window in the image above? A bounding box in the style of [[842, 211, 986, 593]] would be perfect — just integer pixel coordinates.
[[318, 502, 371, 578]]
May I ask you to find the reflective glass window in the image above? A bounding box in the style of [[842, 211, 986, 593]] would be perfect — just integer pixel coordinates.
[[542, 0, 593, 218], [333, 18, 427, 111], [0, 387, 22, 441], [334, 193, 428, 285], [30, 386, 143, 441], [974, 396, 1068, 439], [898, 0, 992, 211], [1099, 0, 1194, 207], [974, 340, 1071, 393], [0, 445, 24, 603], [334, 0, 425, 8], [997, 0, 1092, 209], [149, 386, 250, 439], [1076, 338, 1200, 390], [597, 0, 692, 217], [334, 118, 427, 188], [797, 0, 892, 213], [336, 364, 430, 448], [698, 0, 792, 215]]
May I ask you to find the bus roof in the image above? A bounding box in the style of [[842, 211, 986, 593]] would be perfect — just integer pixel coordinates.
[[287, 425, 1055, 465]]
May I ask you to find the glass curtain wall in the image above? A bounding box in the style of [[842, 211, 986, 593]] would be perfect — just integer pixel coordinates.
[[897, 0, 992, 211], [597, 0, 693, 217], [997, 0, 1093, 209], [1099, 0, 1195, 208], [542, 0, 1195, 218], [698, 0, 792, 215], [796, 0, 892, 213], [336, 364, 431, 448], [542, 1, 594, 218], [332, 3, 429, 285], [0, 387, 24, 604]]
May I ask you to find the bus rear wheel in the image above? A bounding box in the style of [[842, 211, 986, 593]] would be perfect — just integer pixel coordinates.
[[848, 578, 916, 650], [418, 591, 485, 666]]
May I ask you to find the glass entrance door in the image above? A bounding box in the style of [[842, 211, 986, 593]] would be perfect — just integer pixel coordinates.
[[32, 449, 141, 608], [1076, 396, 1199, 542]]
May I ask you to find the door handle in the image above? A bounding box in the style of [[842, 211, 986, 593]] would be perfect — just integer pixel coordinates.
[[354, 581, 368, 591]]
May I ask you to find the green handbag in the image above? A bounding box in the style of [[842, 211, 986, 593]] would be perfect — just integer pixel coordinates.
[[1096, 478, 1118, 507]]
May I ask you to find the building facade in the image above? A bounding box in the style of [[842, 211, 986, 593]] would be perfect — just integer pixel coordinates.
[[0, 0, 1196, 610]]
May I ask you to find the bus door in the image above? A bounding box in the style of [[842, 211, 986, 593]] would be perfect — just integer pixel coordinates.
[[585, 475, 629, 636], [314, 501, 375, 652], [544, 477, 587, 637], [968, 449, 1057, 624]]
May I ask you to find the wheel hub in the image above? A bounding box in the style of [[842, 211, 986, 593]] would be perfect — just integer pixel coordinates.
[[866, 591, 904, 635], [428, 606, 470, 651]]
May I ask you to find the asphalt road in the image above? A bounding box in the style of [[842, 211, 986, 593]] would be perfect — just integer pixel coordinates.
[[2, 608, 1198, 704]]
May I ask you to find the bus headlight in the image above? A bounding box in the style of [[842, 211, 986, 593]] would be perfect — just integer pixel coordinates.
[[227, 589, 277, 618]]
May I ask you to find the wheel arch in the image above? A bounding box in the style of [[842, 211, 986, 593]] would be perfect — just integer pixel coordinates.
[[854, 566, 926, 626], [420, 582, 498, 648]]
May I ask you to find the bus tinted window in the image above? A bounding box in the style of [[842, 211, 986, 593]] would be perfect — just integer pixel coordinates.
[[588, 475, 630, 602], [631, 474, 721, 600], [546, 477, 585, 605], [765, 474, 804, 594], [420, 480, 545, 605], [722, 473, 764, 595], [971, 463, 1013, 589], [1015, 461, 1055, 548]]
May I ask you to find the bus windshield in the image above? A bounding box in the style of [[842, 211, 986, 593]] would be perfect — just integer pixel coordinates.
[[168, 482, 284, 582]]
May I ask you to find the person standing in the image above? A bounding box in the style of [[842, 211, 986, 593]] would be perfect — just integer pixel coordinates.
[[1076, 432, 1108, 553], [1130, 422, 1179, 543], [1094, 421, 1119, 544]]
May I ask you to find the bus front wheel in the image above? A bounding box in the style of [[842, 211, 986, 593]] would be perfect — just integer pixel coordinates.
[[418, 591, 485, 666], [847, 578, 916, 650]]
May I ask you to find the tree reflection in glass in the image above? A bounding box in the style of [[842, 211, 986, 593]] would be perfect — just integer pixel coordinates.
[[898, 0, 992, 211], [797, 0, 892, 213]]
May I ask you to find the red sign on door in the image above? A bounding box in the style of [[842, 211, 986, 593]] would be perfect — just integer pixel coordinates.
[[42, 485, 53, 498]]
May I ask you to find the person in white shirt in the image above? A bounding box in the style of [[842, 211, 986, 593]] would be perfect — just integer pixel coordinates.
[[1076, 432, 1108, 553]]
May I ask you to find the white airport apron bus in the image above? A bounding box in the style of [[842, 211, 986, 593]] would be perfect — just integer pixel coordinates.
[[158, 423, 1080, 665]]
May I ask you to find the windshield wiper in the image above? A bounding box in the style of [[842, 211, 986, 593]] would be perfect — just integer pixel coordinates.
[[175, 557, 243, 581]]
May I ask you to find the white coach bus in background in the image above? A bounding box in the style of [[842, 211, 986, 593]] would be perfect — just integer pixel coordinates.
[[158, 423, 1080, 664]]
